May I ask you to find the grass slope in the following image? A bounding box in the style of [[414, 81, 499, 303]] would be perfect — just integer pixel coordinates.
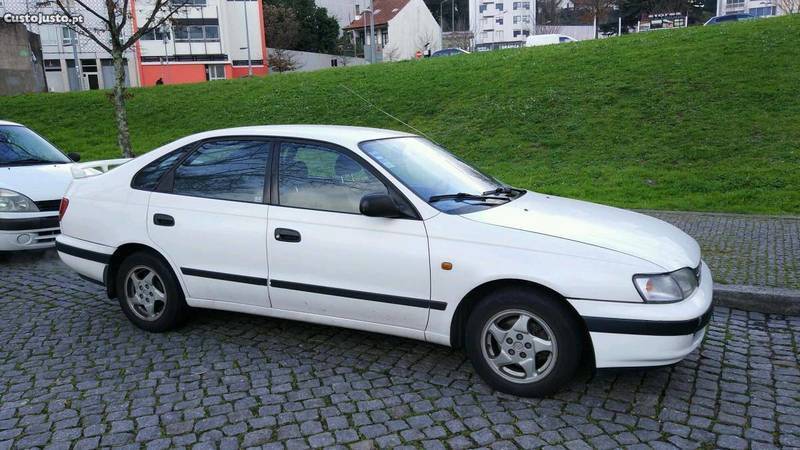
[[1, 17, 799, 214]]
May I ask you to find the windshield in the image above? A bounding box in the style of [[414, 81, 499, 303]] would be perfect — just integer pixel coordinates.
[[360, 137, 520, 214], [0, 125, 71, 166]]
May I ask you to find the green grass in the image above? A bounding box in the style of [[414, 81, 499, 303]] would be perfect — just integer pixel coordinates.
[[1, 16, 799, 214]]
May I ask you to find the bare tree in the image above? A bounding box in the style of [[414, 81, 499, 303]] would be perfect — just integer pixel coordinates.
[[573, 0, 616, 38], [40, 0, 191, 157], [537, 0, 563, 31], [415, 30, 437, 56], [777, 0, 800, 13], [269, 48, 301, 73]]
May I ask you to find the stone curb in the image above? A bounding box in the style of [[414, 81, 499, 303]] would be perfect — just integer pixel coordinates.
[[714, 283, 800, 315]]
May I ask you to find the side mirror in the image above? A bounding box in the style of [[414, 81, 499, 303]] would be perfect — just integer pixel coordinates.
[[67, 152, 81, 162], [360, 193, 402, 218]]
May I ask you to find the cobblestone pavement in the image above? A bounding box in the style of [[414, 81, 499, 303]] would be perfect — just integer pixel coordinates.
[[1, 252, 799, 450], [643, 211, 800, 291]]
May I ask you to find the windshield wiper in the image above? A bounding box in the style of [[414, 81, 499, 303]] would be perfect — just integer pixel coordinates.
[[1, 158, 64, 166], [482, 186, 525, 196], [429, 192, 510, 203]]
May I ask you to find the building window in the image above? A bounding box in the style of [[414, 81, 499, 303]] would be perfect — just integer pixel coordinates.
[[514, 15, 530, 23], [496, 30, 504, 40], [513, 2, 530, 10], [141, 28, 171, 41], [174, 24, 220, 42], [169, 0, 207, 6], [496, 2, 504, 9], [44, 59, 61, 72], [381, 30, 388, 45], [496, 17, 503, 25], [61, 27, 76, 46], [206, 64, 226, 80], [355, 4, 360, 14], [749, 6, 775, 16], [479, 4, 488, 12]]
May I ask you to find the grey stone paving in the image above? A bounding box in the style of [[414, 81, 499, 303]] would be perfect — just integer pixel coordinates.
[[1, 252, 799, 449], [644, 211, 800, 290]]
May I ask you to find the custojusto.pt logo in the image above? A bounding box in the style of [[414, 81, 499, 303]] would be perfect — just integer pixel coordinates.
[[3, 12, 84, 24]]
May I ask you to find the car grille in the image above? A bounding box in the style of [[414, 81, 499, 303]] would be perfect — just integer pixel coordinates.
[[35, 200, 62, 212]]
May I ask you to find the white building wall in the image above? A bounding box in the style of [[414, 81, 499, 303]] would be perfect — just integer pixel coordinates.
[[385, 0, 443, 60], [267, 49, 368, 72]]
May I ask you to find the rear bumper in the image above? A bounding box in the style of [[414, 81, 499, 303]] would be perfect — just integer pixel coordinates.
[[55, 235, 114, 285], [0, 215, 60, 251], [569, 261, 714, 368]]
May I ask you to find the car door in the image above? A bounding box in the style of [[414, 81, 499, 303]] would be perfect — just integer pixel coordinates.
[[266, 140, 432, 330], [147, 138, 272, 308]]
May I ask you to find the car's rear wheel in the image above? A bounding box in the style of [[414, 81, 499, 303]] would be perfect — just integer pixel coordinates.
[[465, 287, 583, 397], [116, 251, 187, 332]]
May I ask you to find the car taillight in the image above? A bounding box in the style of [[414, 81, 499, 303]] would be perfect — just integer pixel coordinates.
[[58, 197, 69, 222]]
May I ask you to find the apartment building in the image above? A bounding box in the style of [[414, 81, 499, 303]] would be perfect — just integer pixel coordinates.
[[469, 0, 536, 44], [0, 0, 266, 92], [0, 0, 140, 92], [134, 0, 268, 86], [715, 0, 784, 17]]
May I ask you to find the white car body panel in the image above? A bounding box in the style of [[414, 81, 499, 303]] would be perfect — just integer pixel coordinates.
[[55, 125, 713, 373]]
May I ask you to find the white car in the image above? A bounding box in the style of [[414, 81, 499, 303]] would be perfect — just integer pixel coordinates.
[[525, 34, 577, 47], [0, 120, 81, 251], [56, 125, 713, 396]]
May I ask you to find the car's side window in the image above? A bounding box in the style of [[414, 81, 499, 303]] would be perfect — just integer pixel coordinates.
[[131, 146, 191, 191], [278, 142, 388, 214], [171, 140, 271, 203]]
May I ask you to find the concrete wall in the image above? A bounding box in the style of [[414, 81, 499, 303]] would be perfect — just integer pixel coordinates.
[[0, 23, 47, 95], [267, 49, 367, 72]]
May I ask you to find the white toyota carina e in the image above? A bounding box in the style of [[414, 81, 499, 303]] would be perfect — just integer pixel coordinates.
[[56, 125, 713, 396], [0, 120, 82, 251]]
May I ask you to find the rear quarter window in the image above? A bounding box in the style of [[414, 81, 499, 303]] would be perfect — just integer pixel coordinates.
[[131, 147, 191, 191]]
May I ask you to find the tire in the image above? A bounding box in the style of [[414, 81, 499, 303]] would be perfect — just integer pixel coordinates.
[[115, 251, 187, 332], [464, 287, 583, 397]]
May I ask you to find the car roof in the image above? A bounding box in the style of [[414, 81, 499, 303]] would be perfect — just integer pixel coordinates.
[[172, 125, 416, 148], [0, 120, 23, 127]]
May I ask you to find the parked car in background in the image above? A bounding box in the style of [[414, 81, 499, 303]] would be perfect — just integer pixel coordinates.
[[0, 120, 81, 251], [431, 48, 471, 58], [56, 125, 713, 397], [704, 13, 755, 25], [525, 34, 577, 47]]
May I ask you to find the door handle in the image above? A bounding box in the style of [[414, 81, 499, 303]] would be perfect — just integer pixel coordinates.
[[153, 214, 175, 227], [274, 228, 301, 243]]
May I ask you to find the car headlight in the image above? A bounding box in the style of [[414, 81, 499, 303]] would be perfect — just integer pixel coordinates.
[[633, 267, 699, 302], [0, 188, 39, 212]]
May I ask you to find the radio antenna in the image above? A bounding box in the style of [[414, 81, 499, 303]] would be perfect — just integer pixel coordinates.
[[339, 84, 440, 145]]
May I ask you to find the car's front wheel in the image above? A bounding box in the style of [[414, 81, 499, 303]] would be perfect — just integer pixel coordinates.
[[465, 288, 583, 397], [116, 251, 187, 332]]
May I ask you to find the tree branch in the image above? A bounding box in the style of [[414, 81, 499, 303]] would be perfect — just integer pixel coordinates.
[[53, 0, 113, 53]]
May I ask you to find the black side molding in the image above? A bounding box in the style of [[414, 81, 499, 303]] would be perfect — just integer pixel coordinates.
[[181, 268, 268, 286], [584, 305, 713, 336], [270, 279, 447, 311], [79, 274, 105, 287], [55, 241, 112, 264]]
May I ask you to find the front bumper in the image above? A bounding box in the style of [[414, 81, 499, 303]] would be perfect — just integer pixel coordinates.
[[568, 261, 714, 368], [0, 214, 60, 251]]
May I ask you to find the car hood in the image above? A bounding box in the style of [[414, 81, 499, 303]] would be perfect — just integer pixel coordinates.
[[0, 163, 74, 201], [464, 192, 701, 271]]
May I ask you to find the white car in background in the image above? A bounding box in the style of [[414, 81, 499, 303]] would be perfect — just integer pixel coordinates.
[[0, 120, 81, 251], [55, 125, 713, 397], [525, 34, 577, 47]]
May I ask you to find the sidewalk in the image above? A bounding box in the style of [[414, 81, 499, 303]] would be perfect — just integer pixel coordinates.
[[642, 210, 799, 314]]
